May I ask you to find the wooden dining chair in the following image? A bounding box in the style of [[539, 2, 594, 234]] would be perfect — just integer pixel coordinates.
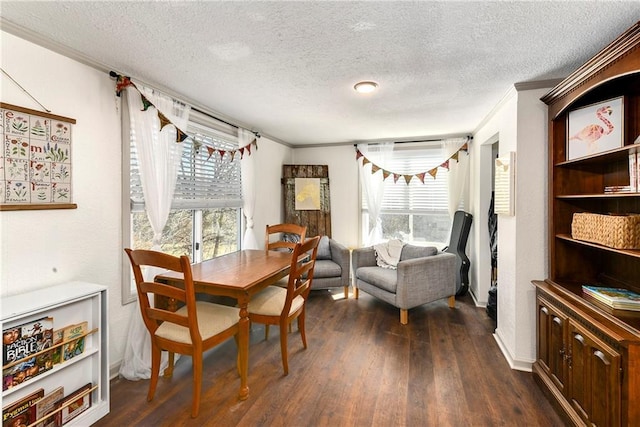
[[124, 248, 240, 418], [265, 223, 307, 252], [247, 235, 320, 375]]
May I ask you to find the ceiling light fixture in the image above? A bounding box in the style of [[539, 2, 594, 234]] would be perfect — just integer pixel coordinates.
[[354, 81, 378, 94]]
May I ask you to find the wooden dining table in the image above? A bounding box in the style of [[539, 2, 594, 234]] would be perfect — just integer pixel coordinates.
[[154, 249, 295, 401]]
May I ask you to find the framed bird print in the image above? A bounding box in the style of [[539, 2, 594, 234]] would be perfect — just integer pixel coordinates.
[[567, 96, 624, 161]]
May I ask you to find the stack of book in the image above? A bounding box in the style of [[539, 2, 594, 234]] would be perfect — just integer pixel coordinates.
[[604, 185, 634, 193], [582, 285, 640, 311]]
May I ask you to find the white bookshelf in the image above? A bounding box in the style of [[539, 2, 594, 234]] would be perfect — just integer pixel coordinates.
[[2, 281, 109, 425]]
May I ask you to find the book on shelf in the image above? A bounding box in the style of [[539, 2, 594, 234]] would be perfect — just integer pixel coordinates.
[[61, 322, 87, 362], [32, 386, 64, 427], [582, 285, 640, 311], [2, 318, 54, 391], [2, 387, 44, 427], [630, 152, 638, 192], [3, 317, 53, 366], [51, 329, 64, 366], [604, 185, 634, 193], [54, 383, 91, 426]]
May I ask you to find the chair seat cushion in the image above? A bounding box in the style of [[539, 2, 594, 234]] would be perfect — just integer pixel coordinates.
[[248, 286, 304, 316], [310, 259, 341, 278], [155, 301, 239, 344], [356, 266, 398, 293]]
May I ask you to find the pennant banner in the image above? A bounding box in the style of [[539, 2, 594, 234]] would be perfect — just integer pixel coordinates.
[[355, 142, 469, 185], [112, 73, 257, 161]]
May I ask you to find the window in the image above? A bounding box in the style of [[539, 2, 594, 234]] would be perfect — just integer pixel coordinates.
[[123, 109, 242, 303], [361, 143, 451, 246]]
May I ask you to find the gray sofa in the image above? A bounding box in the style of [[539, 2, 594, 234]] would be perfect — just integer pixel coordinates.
[[310, 236, 350, 298], [352, 244, 456, 324]]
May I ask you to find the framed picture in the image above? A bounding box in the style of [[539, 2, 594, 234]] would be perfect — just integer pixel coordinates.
[[567, 96, 624, 160], [294, 178, 321, 210]]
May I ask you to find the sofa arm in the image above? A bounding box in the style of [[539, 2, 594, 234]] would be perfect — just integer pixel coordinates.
[[351, 247, 377, 273], [329, 238, 350, 285], [395, 252, 456, 309]]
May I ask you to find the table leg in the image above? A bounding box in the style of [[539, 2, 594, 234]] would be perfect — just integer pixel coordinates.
[[237, 296, 250, 400]]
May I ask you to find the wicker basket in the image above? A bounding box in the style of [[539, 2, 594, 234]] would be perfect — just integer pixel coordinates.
[[571, 213, 640, 249]]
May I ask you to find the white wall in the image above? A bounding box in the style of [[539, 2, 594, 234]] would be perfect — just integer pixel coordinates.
[[292, 145, 360, 247], [470, 85, 549, 370]]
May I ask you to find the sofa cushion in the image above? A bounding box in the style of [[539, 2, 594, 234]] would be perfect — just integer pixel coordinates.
[[312, 259, 342, 278], [356, 266, 397, 293], [399, 245, 437, 261], [316, 236, 332, 260]]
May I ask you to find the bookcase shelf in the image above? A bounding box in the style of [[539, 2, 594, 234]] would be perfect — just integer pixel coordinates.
[[1, 282, 109, 426], [533, 21, 640, 427]]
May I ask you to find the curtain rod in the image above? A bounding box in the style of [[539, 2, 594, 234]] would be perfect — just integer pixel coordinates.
[[108, 71, 261, 138], [353, 135, 472, 147]]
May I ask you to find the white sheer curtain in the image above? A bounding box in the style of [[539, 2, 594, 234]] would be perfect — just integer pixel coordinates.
[[240, 128, 259, 249], [442, 137, 470, 219], [119, 82, 191, 380], [358, 142, 394, 246]]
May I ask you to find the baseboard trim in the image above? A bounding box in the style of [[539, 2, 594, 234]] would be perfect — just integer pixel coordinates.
[[493, 331, 534, 372]]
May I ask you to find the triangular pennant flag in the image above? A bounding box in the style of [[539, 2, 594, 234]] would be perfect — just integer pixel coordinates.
[[206, 146, 215, 160], [219, 150, 226, 159], [115, 75, 133, 96], [246, 143, 252, 156], [451, 152, 459, 162], [440, 160, 449, 170], [176, 128, 188, 143], [393, 173, 401, 183], [416, 172, 426, 184], [157, 111, 172, 130], [140, 94, 153, 111], [192, 140, 202, 153], [239, 147, 245, 159], [229, 150, 236, 162], [428, 168, 438, 179], [251, 139, 257, 150], [362, 157, 370, 166], [382, 170, 391, 180], [356, 149, 363, 160], [403, 174, 412, 184], [371, 164, 380, 174], [460, 142, 468, 152]]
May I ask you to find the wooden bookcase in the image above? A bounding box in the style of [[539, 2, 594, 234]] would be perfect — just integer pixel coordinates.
[[1, 282, 109, 425], [533, 22, 640, 427]]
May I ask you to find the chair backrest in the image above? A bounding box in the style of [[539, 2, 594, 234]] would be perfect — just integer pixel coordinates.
[[282, 236, 320, 315], [265, 223, 307, 252], [124, 248, 202, 343]]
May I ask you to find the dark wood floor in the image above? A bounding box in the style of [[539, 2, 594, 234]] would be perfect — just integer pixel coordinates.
[[95, 290, 566, 426]]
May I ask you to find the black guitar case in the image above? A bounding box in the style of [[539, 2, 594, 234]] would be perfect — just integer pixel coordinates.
[[444, 210, 473, 296]]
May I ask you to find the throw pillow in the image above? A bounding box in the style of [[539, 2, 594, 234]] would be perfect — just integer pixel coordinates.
[[316, 236, 332, 260]]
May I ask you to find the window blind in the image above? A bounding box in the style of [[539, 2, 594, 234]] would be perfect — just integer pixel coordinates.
[[130, 120, 242, 211], [363, 144, 449, 214]]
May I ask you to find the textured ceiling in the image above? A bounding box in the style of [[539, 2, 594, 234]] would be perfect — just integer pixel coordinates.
[[1, 2, 639, 146]]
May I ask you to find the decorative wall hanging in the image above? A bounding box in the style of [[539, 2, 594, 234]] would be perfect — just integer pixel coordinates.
[[294, 178, 321, 210], [283, 165, 331, 237], [1, 103, 76, 211], [110, 72, 258, 161], [355, 141, 469, 184], [567, 96, 624, 161], [494, 152, 515, 216]]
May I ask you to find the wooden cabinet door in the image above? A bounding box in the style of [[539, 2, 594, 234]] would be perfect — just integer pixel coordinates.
[[537, 297, 567, 393], [568, 321, 621, 427]]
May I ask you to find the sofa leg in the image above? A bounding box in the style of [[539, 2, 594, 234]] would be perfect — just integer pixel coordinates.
[[448, 295, 455, 308], [344, 286, 349, 299], [354, 287, 359, 299], [400, 309, 408, 325]]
